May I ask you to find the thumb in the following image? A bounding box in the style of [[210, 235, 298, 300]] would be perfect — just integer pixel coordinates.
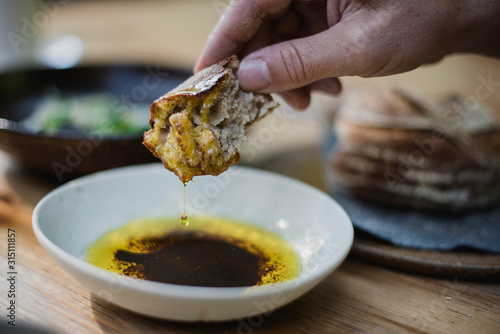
[[237, 25, 377, 93]]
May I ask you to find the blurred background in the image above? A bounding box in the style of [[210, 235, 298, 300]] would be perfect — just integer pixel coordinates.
[[1, 0, 500, 186], [1, 0, 498, 95], [0, 0, 220, 71]]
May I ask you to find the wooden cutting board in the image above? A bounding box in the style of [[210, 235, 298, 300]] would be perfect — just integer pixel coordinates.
[[351, 234, 500, 280]]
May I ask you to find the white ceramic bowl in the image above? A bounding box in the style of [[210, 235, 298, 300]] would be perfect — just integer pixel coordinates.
[[33, 164, 353, 322]]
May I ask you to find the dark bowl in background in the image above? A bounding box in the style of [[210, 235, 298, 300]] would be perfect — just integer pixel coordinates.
[[0, 65, 190, 182]]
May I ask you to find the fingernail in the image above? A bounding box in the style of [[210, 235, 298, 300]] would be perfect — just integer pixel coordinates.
[[238, 58, 271, 91]]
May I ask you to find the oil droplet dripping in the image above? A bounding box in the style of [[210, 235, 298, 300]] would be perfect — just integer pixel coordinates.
[[180, 214, 189, 226], [181, 181, 189, 226]]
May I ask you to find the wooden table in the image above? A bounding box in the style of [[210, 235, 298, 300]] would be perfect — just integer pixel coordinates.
[[1, 151, 500, 334], [1, 1, 500, 333]]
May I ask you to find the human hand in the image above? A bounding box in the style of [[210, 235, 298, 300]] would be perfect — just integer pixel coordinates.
[[195, 0, 500, 109]]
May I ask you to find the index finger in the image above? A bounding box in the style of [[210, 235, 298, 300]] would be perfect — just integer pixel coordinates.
[[194, 0, 292, 72]]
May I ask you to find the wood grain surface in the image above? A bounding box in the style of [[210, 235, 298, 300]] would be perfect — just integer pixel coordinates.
[[1, 182, 499, 334], [1, 134, 500, 334], [1, 1, 500, 333]]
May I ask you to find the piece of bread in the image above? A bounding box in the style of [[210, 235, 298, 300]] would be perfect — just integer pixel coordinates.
[[328, 87, 500, 211], [330, 152, 500, 210], [143, 56, 278, 182]]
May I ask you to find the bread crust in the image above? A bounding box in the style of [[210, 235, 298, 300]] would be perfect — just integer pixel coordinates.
[[153, 56, 235, 104], [143, 56, 277, 182], [329, 87, 500, 211]]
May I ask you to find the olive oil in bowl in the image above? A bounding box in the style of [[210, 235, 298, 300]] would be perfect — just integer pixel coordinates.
[[86, 216, 300, 287]]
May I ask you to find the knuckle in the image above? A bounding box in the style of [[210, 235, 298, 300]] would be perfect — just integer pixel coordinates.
[[348, 28, 392, 76], [278, 43, 312, 86]]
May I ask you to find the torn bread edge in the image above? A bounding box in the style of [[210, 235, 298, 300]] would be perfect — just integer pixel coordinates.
[[143, 56, 279, 182]]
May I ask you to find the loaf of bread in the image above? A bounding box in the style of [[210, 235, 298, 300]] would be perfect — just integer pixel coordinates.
[[143, 56, 278, 182], [328, 88, 500, 211]]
